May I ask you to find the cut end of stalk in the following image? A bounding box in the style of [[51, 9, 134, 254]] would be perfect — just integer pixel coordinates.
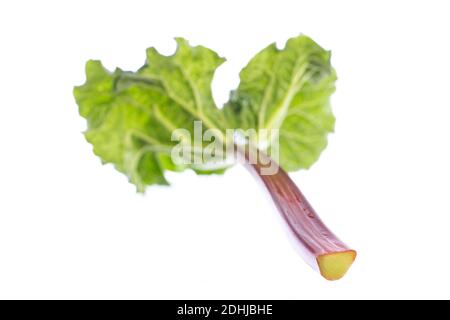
[[317, 250, 357, 281]]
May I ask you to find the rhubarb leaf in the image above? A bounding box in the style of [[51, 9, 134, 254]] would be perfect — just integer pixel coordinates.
[[73, 39, 229, 191], [74, 35, 337, 191], [224, 35, 336, 170]]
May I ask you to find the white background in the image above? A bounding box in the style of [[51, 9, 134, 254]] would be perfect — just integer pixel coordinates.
[[1, 0, 449, 299]]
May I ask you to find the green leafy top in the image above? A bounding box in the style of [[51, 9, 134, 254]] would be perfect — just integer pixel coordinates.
[[74, 35, 336, 191]]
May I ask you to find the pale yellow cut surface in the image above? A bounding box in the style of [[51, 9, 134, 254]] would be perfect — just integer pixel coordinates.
[[317, 250, 357, 281]]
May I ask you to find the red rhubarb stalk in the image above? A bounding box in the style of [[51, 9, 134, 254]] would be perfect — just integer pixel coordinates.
[[241, 147, 356, 281]]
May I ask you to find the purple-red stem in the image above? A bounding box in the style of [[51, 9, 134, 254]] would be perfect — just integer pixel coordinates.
[[239, 146, 356, 280]]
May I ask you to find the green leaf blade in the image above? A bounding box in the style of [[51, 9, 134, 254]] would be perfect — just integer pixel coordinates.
[[225, 35, 337, 171], [74, 41, 230, 192]]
